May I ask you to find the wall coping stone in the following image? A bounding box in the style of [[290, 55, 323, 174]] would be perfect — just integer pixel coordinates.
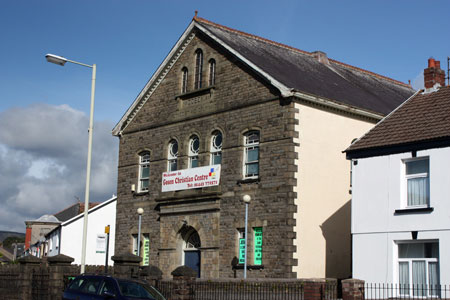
[[140, 265, 163, 278], [47, 254, 74, 265], [171, 265, 197, 277], [18, 255, 41, 265], [112, 253, 142, 265]]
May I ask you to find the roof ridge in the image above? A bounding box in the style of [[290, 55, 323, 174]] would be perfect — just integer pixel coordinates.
[[194, 16, 411, 88], [53, 202, 80, 216], [194, 16, 310, 55]]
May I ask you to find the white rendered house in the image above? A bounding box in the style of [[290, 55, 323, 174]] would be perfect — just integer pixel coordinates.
[[346, 60, 450, 295], [46, 196, 117, 265]]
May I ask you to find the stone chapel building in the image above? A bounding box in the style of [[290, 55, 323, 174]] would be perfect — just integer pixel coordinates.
[[112, 15, 414, 279]]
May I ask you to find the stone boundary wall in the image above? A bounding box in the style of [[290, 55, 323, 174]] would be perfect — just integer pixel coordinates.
[[0, 253, 365, 300]]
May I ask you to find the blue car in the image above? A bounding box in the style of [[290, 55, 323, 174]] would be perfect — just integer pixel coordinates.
[[62, 275, 166, 300]]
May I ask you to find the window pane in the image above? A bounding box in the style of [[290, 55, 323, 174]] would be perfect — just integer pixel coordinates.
[[141, 166, 149, 178], [190, 157, 198, 168], [141, 179, 149, 190], [412, 261, 426, 296], [406, 159, 428, 175], [399, 262, 409, 295], [247, 148, 259, 162], [429, 262, 439, 296], [246, 163, 259, 176], [246, 132, 259, 144], [399, 243, 425, 258], [407, 177, 428, 206], [169, 160, 177, 172], [212, 153, 222, 165]]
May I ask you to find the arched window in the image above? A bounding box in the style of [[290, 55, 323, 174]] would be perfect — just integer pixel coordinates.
[[189, 135, 200, 168], [168, 140, 178, 172], [243, 131, 260, 178], [208, 59, 216, 86], [210, 130, 222, 165], [181, 67, 188, 93], [138, 151, 150, 192], [194, 49, 203, 89]]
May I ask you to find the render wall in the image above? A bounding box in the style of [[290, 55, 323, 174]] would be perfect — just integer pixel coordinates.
[[293, 102, 375, 279], [115, 30, 298, 278], [351, 147, 450, 284], [60, 199, 116, 265]]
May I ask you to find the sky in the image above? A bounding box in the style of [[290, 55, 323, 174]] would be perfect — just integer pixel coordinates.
[[1, 0, 449, 233]]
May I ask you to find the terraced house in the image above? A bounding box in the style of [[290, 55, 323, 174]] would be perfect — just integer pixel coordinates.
[[112, 14, 414, 279]]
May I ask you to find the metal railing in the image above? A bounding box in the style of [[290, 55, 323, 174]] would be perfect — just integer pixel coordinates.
[[191, 280, 305, 300], [365, 283, 450, 300]]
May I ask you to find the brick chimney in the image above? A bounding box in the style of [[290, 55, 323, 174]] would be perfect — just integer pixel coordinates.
[[424, 58, 445, 89]]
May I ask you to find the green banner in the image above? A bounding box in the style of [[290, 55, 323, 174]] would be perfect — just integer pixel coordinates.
[[143, 236, 150, 266], [254, 227, 262, 265], [239, 238, 245, 264]]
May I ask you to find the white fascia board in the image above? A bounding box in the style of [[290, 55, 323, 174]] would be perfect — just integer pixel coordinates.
[[293, 91, 385, 121], [112, 21, 198, 136], [345, 89, 421, 152], [194, 23, 293, 98], [61, 196, 117, 227]]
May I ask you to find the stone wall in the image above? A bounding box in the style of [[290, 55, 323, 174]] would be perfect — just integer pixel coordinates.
[[115, 29, 298, 278]]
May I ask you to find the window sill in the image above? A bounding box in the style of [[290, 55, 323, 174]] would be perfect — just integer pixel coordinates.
[[175, 86, 215, 100], [394, 207, 434, 214], [133, 191, 149, 196], [237, 178, 260, 185]]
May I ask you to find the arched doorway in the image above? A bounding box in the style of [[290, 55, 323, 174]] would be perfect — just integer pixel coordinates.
[[181, 226, 201, 278]]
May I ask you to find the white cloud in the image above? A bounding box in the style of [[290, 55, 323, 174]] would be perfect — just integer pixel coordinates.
[[0, 103, 118, 232], [412, 71, 424, 90]]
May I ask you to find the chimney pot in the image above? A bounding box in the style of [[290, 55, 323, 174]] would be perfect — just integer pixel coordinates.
[[312, 51, 329, 65], [424, 57, 445, 90], [428, 58, 435, 68]]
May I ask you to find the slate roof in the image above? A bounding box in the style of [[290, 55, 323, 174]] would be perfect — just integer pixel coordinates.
[[113, 16, 415, 135], [53, 202, 99, 222], [346, 86, 450, 157], [196, 17, 415, 116]]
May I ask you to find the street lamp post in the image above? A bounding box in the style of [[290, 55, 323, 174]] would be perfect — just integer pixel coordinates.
[[45, 54, 96, 274], [242, 194, 251, 279], [137, 208, 144, 257]]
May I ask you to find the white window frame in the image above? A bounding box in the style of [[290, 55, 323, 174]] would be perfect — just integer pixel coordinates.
[[396, 241, 439, 298], [168, 140, 178, 172], [189, 135, 200, 168], [210, 130, 222, 165], [243, 131, 260, 179], [138, 151, 150, 192], [402, 157, 430, 208]]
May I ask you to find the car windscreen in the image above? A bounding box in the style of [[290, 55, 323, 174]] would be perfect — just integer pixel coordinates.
[[118, 280, 162, 299]]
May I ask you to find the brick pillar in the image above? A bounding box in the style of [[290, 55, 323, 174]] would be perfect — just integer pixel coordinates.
[[47, 254, 75, 300], [140, 265, 163, 287], [342, 279, 365, 300], [18, 255, 42, 300], [171, 266, 196, 300], [303, 279, 326, 300], [111, 253, 142, 279]]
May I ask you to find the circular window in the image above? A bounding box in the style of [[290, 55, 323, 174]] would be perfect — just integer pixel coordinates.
[[190, 136, 199, 154], [212, 131, 222, 150], [169, 140, 178, 158]]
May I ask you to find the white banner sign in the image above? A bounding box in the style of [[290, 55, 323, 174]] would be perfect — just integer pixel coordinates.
[[96, 234, 106, 253], [162, 165, 221, 192]]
